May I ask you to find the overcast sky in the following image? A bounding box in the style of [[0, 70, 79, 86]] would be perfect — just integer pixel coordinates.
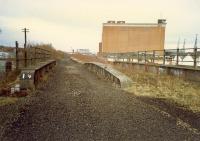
[[0, 0, 200, 52]]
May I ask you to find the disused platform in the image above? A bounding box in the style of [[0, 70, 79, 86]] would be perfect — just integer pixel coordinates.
[[20, 60, 56, 90]]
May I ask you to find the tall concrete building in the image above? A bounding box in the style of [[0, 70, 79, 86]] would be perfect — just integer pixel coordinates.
[[100, 19, 166, 54]]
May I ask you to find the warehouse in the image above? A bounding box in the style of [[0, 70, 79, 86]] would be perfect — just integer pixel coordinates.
[[100, 19, 166, 54]]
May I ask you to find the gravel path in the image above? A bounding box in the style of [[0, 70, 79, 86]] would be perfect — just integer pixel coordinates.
[[1, 58, 200, 141]]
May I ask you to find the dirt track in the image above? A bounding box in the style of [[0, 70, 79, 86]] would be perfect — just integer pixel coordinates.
[[1, 58, 200, 141]]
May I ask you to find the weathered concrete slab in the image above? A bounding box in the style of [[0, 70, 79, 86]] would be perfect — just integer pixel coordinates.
[[20, 60, 56, 90], [113, 61, 200, 82], [85, 62, 133, 88], [70, 57, 85, 64]]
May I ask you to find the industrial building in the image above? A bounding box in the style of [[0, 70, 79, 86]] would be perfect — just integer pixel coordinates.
[[99, 19, 166, 54]]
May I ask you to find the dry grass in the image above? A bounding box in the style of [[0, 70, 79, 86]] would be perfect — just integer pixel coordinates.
[[114, 65, 200, 113], [0, 70, 20, 88], [66, 54, 200, 112], [0, 97, 18, 106], [71, 53, 108, 64]]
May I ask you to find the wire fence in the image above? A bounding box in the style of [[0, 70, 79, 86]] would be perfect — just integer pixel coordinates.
[[103, 47, 200, 68]]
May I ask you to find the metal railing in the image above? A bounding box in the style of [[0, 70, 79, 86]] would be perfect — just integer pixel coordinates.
[[103, 48, 200, 68]]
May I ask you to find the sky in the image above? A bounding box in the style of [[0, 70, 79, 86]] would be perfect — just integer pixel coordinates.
[[0, 0, 200, 52]]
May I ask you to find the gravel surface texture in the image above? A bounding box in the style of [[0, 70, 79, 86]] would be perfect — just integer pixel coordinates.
[[1, 58, 200, 141]]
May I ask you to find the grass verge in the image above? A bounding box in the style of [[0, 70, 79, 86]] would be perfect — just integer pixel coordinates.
[[0, 97, 18, 106], [114, 65, 200, 113]]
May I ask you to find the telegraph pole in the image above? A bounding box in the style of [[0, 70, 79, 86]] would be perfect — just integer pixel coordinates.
[[194, 34, 198, 68], [194, 34, 198, 48], [177, 37, 180, 49], [22, 28, 29, 67]]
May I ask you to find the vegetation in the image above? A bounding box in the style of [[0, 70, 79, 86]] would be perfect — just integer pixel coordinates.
[[27, 43, 66, 60], [52, 53, 200, 113], [114, 65, 200, 113], [71, 53, 107, 64], [0, 97, 18, 106], [0, 43, 66, 106], [0, 70, 20, 89]]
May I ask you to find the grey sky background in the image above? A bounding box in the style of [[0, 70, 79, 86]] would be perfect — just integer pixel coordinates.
[[0, 0, 200, 52]]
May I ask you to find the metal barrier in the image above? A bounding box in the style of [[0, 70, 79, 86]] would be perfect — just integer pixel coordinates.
[[103, 47, 200, 68]]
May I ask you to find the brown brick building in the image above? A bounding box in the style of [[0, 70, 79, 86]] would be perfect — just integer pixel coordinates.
[[100, 19, 166, 54]]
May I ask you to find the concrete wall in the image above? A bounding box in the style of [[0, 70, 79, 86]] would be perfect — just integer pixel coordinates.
[[102, 23, 165, 53], [84, 62, 133, 88], [112, 62, 200, 82]]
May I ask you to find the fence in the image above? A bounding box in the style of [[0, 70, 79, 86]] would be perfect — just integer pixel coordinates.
[[103, 47, 200, 68], [0, 42, 52, 85]]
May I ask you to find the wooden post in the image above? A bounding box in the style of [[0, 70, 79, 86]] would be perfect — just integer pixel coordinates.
[[153, 50, 155, 63], [176, 48, 179, 65], [35, 47, 36, 65], [22, 28, 29, 67], [163, 49, 166, 65], [144, 51, 147, 64], [24, 43, 27, 67], [15, 41, 19, 70], [194, 48, 197, 68]]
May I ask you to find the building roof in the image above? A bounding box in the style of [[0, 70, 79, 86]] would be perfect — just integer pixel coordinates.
[[103, 19, 167, 27]]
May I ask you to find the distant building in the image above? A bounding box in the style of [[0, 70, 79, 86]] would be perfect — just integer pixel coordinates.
[[100, 19, 166, 54], [77, 49, 91, 55], [0, 47, 16, 72], [0, 52, 10, 58]]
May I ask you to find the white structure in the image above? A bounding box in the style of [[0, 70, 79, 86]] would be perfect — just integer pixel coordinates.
[[0, 52, 10, 58], [77, 49, 91, 55]]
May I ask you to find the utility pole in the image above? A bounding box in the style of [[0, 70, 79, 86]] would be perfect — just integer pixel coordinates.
[[176, 37, 180, 65], [183, 39, 186, 50], [15, 41, 19, 70], [194, 34, 198, 68], [194, 34, 198, 48], [177, 37, 180, 49], [22, 28, 29, 67]]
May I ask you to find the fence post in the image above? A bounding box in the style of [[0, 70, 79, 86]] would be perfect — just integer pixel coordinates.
[[24, 43, 27, 67], [34, 47, 37, 65], [144, 51, 147, 64], [153, 50, 155, 63], [138, 51, 140, 63], [163, 49, 166, 65], [15, 41, 19, 70], [43, 50, 45, 62], [176, 48, 179, 65], [194, 48, 197, 68]]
